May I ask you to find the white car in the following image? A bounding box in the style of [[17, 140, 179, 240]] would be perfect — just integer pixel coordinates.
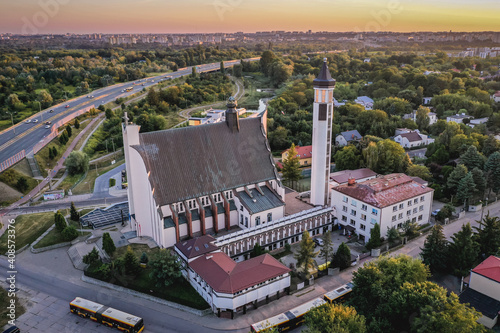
[[45, 125, 51, 129], [33, 119, 39, 123], [25, 119, 31, 123]]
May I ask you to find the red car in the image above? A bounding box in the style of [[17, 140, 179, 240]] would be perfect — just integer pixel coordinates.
[[65, 105, 70, 108]]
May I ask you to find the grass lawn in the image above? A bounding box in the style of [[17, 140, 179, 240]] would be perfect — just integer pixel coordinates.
[[56, 172, 83, 193], [72, 159, 125, 195], [105, 244, 208, 310], [0, 288, 25, 328], [0, 167, 39, 196], [33, 226, 91, 249], [0, 212, 55, 253]]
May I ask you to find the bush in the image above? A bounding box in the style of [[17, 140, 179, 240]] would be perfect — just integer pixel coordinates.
[[61, 226, 79, 241], [65, 151, 89, 176], [109, 178, 116, 187], [83, 248, 100, 265], [102, 232, 116, 256], [140, 252, 149, 264], [54, 211, 66, 232], [70, 201, 80, 221]]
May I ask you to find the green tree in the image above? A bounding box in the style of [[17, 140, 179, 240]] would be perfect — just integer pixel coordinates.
[[470, 167, 486, 202], [62, 226, 79, 241], [16, 176, 28, 193], [386, 226, 401, 246], [269, 61, 293, 87], [102, 232, 116, 256], [420, 224, 448, 273], [74, 118, 80, 129], [406, 165, 431, 181], [456, 172, 476, 207], [146, 88, 159, 106], [123, 246, 140, 275], [304, 303, 366, 333], [448, 223, 479, 277], [220, 61, 225, 74], [334, 145, 361, 171], [83, 247, 100, 265], [294, 230, 318, 277], [474, 213, 500, 258], [447, 164, 468, 194], [436, 204, 455, 222], [140, 252, 149, 264], [484, 151, 500, 194], [149, 249, 182, 287], [332, 242, 351, 270], [49, 147, 54, 160], [460, 146, 485, 171], [482, 135, 499, 156], [364, 139, 408, 174], [51, 147, 58, 158], [65, 151, 89, 176], [366, 223, 381, 250], [319, 231, 334, 265], [251, 243, 267, 258], [59, 131, 68, 145], [54, 211, 66, 232], [191, 66, 197, 78], [282, 143, 302, 186], [70, 201, 80, 221], [429, 147, 450, 165], [260, 50, 277, 76], [65, 124, 72, 137], [415, 105, 431, 130]]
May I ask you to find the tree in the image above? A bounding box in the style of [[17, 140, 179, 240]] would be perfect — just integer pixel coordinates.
[[51, 147, 58, 158], [436, 203, 455, 222], [386, 226, 401, 246], [294, 230, 318, 276], [420, 224, 448, 273], [447, 164, 468, 194], [251, 243, 267, 258], [460, 146, 485, 171], [334, 145, 361, 171], [448, 223, 479, 277], [74, 118, 80, 129], [364, 139, 408, 174], [415, 105, 431, 130], [456, 172, 476, 207], [269, 61, 293, 87], [149, 249, 182, 287], [140, 252, 149, 264], [38, 90, 53, 107], [260, 50, 277, 76], [16, 176, 28, 193], [406, 165, 431, 181], [102, 232, 116, 256], [366, 223, 381, 250], [282, 143, 302, 185], [62, 226, 79, 241], [220, 61, 225, 74], [70, 201, 80, 221], [59, 131, 68, 145], [332, 242, 351, 270], [191, 66, 197, 78], [319, 231, 334, 265], [146, 88, 159, 106], [482, 135, 499, 156], [484, 151, 500, 194], [49, 147, 54, 160], [304, 303, 366, 333], [65, 151, 89, 176], [54, 211, 66, 232], [83, 247, 100, 265], [474, 213, 500, 259], [65, 124, 72, 137], [123, 246, 140, 275], [470, 167, 486, 202]]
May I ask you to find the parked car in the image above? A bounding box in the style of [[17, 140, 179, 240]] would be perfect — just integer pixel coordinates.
[[313, 238, 324, 247], [431, 209, 441, 217]]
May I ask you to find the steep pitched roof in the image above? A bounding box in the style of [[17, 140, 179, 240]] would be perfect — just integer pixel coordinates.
[[334, 173, 434, 208], [340, 130, 362, 142], [189, 253, 290, 294], [313, 59, 335, 88], [472, 255, 500, 283], [175, 235, 218, 259], [399, 131, 423, 142], [459, 288, 500, 319], [132, 117, 277, 206], [282, 145, 312, 159]]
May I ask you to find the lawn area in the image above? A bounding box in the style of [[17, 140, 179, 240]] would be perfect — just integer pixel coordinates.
[[0, 212, 55, 253], [72, 159, 125, 195], [0, 288, 25, 328], [102, 244, 209, 309], [56, 172, 83, 193], [0, 167, 38, 196], [33, 226, 91, 249]]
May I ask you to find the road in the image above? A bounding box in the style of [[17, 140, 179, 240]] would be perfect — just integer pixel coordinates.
[[0, 58, 259, 170]]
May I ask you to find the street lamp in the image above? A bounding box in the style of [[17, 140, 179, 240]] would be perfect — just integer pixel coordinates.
[[6, 111, 16, 134], [36, 101, 43, 122]]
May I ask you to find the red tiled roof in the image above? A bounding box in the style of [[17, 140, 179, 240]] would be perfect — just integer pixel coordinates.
[[399, 131, 422, 142], [282, 145, 312, 160], [175, 235, 219, 259], [189, 253, 290, 294], [334, 173, 433, 208], [494, 91, 500, 97], [330, 168, 377, 185], [472, 256, 500, 283]]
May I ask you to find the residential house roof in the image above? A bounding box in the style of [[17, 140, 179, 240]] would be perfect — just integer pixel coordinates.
[[399, 131, 423, 142], [131, 117, 277, 207], [472, 255, 500, 283], [493, 91, 500, 97], [189, 253, 290, 294], [175, 235, 219, 259], [282, 145, 312, 160], [334, 174, 434, 208], [448, 114, 472, 119], [330, 168, 377, 185], [339, 130, 362, 142], [459, 288, 500, 319]]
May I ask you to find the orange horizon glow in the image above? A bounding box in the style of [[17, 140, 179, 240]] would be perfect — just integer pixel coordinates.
[[0, 0, 499, 34]]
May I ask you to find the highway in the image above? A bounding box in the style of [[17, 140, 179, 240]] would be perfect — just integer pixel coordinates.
[[0, 58, 257, 170]]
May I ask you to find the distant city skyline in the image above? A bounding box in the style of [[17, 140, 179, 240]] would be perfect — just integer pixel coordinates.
[[1, 0, 499, 34]]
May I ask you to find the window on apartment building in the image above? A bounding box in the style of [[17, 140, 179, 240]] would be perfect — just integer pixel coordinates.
[[342, 215, 347, 222], [414, 199, 418, 204], [393, 206, 397, 212], [361, 214, 366, 221], [351, 200, 357, 207], [350, 209, 356, 216], [419, 205, 424, 211], [413, 208, 418, 214], [240, 205, 243, 211], [361, 204, 367, 211], [392, 215, 397, 222], [397, 223, 402, 229], [255, 216, 260, 226], [217, 193, 221, 202], [371, 208, 378, 216], [360, 224, 366, 231], [188, 201, 192, 209], [350, 219, 355, 226], [420, 196, 424, 202], [343, 206, 348, 212], [342, 196, 348, 203], [245, 217, 248, 227], [267, 213, 272, 222], [399, 203, 404, 209], [371, 218, 377, 224], [240, 214, 244, 225], [398, 213, 403, 220], [418, 215, 423, 221], [408, 200, 412, 206], [407, 210, 411, 216]]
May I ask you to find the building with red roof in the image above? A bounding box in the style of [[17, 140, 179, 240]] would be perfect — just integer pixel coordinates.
[[331, 173, 434, 243], [459, 256, 500, 329], [281, 145, 312, 167]]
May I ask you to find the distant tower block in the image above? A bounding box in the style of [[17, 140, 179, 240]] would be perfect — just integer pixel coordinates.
[[310, 58, 335, 206]]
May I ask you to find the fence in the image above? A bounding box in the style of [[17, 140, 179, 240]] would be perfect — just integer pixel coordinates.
[[0, 149, 25, 173]]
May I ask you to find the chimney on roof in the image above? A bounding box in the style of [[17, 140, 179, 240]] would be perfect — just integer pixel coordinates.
[[348, 178, 356, 186], [225, 96, 239, 132]]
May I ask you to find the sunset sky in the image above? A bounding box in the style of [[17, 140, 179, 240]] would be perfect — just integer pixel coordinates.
[[1, 0, 499, 34]]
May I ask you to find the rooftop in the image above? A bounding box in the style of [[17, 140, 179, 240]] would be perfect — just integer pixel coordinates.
[[459, 288, 500, 319], [189, 253, 290, 294], [472, 255, 500, 283], [333, 173, 434, 208], [330, 168, 377, 185], [235, 185, 285, 215], [339, 130, 362, 142], [448, 114, 472, 119], [399, 131, 423, 142], [282, 145, 312, 159], [313, 59, 335, 88], [175, 235, 219, 259]]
